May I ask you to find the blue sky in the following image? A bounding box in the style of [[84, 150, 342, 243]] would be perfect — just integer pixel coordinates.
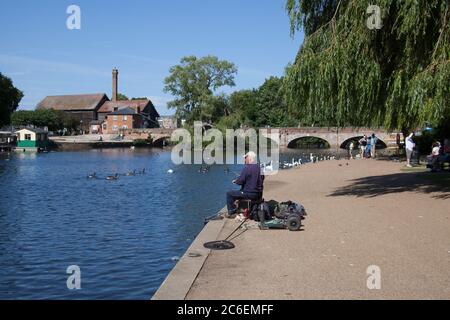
[[0, 0, 304, 115]]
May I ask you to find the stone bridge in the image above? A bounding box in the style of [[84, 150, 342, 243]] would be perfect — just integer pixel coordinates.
[[134, 127, 400, 149], [263, 127, 400, 149], [130, 128, 175, 146]]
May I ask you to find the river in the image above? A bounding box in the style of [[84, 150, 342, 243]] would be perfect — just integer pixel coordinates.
[[0, 148, 348, 299]]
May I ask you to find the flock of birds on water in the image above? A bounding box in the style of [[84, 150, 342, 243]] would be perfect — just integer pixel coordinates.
[[87, 168, 147, 181], [87, 153, 343, 181]]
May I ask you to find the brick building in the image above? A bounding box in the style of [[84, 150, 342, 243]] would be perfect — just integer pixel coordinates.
[[36, 69, 160, 133], [104, 107, 143, 134]]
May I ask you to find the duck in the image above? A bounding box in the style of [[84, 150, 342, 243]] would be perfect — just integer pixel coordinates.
[[106, 173, 119, 181], [87, 172, 96, 179], [167, 169, 174, 174]]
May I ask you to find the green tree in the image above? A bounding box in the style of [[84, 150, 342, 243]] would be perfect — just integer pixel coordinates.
[[11, 109, 68, 131], [116, 93, 129, 101], [228, 89, 258, 127], [11, 110, 34, 127], [255, 77, 297, 127], [163, 55, 237, 123], [226, 77, 297, 128], [284, 0, 450, 132], [0, 73, 24, 127]]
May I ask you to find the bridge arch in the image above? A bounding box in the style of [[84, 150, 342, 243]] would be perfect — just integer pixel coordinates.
[[339, 136, 388, 150], [287, 135, 331, 149], [152, 135, 172, 147]]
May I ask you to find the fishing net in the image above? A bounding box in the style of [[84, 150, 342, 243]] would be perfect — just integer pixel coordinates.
[[203, 240, 235, 250]]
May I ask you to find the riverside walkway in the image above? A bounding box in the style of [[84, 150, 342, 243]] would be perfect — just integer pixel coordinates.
[[155, 158, 450, 300]]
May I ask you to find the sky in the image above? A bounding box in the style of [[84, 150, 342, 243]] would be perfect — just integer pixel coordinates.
[[0, 0, 304, 115]]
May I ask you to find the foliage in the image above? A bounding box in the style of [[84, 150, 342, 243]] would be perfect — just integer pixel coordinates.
[[164, 55, 237, 123], [0, 73, 23, 127], [284, 0, 450, 132], [11, 109, 77, 131], [225, 77, 297, 128], [116, 93, 129, 101], [414, 130, 436, 155]]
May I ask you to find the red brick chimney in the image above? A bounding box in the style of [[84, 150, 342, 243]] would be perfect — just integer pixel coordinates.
[[112, 68, 118, 102]]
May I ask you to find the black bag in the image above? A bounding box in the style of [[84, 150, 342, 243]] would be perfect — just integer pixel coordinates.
[[274, 201, 307, 219], [251, 202, 272, 222]]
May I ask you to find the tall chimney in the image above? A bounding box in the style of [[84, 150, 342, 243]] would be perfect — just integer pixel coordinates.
[[112, 68, 118, 102]]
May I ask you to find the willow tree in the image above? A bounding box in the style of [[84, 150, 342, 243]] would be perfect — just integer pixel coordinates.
[[284, 0, 450, 132]]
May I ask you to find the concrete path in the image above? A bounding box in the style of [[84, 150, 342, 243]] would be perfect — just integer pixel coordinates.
[[186, 159, 450, 299]]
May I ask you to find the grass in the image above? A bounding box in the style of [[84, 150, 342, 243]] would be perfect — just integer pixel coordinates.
[[400, 165, 428, 173]]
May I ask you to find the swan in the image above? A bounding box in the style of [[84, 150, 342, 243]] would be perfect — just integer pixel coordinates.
[[126, 170, 136, 176], [167, 169, 174, 174]]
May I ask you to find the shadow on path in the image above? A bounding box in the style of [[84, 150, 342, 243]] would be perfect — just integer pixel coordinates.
[[328, 172, 450, 200]]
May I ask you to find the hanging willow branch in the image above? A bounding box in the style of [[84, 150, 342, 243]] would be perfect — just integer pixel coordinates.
[[284, 0, 450, 131]]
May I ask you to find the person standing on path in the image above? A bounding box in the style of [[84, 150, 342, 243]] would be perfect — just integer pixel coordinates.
[[349, 141, 355, 159], [365, 136, 372, 158], [405, 133, 415, 167], [371, 133, 379, 158], [359, 135, 367, 159]]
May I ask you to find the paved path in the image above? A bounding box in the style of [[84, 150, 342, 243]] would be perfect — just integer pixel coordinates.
[[186, 159, 450, 299]]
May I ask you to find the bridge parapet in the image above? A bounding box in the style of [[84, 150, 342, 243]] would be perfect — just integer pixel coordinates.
[[261, 127, 401, 149]]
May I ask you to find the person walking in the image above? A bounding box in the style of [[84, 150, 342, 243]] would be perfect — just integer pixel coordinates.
[[371, 133, 378, 158], [359, 135, 367, 159], [365, 136, 372, 158], [405, 133, 415, 167], [349, 141, 355, 159]]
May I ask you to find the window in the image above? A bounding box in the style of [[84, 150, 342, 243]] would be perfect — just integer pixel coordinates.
[[122, 125, 128, 130], [113, 116, 118, 121], [123, 115, 127, 121], [113, 125, 118, 132], [25, 134, 32, 141]]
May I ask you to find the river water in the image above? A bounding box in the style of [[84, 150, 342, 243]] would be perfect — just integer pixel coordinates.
[[0, 148, 347, 299]]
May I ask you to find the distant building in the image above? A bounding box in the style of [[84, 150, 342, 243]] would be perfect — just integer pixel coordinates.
[[37, 94, 109, 132], [16, 128, 49, 151], [104, 107, 144, 134], [158, 116, 180, 129], [36, 69, 160, 132], [97, 99, 159, 128]]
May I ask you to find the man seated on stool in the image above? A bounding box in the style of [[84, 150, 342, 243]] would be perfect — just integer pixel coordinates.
[[226, 151, 264, 218]]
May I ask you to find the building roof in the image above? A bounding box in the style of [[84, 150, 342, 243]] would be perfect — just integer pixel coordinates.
[[107, 107, 139, 115], [37, 93, 108, 111], [98, 99, 152, 113], [16, 127, 48, 134], [90, 120, 104, 125]]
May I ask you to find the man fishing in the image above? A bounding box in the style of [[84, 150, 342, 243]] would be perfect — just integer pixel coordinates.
[[225, 151, 265, 218]]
